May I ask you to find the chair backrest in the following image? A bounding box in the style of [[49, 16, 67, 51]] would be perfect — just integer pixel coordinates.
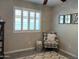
[[42, 32, 57, 41]]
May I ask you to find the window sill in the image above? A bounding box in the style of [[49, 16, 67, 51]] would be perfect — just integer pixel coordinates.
[[13, 30, 41, 33]]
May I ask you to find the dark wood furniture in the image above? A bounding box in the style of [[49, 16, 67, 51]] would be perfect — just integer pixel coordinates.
[[0, 22, 5, 59]]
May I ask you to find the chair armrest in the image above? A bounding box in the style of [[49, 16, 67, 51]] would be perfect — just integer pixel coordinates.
[[55, 37, 59, 42], [55, 39, 59, 42]]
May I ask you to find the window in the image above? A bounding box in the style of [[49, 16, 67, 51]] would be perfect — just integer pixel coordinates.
[[65, 15, 71, 24], [59, 15, 64, 24], [23, 11, 28, 30], [15, 9, 21, 30], [14, 7, 41, 32], [30, 12, 35, 30]]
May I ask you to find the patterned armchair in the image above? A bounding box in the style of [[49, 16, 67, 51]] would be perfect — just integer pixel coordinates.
[[42, 32, 59, 51]]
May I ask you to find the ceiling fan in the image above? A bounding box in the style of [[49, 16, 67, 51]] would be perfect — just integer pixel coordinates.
[[43, 0, 67, 5]]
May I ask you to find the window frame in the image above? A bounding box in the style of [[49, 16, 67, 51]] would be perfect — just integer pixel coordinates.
[[13, 7, 41, 33]]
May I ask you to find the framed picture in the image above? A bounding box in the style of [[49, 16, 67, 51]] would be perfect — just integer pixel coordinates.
[[71, 13, 78, 24], [59, 15, 65, 24], [65, 14, 71, 24]]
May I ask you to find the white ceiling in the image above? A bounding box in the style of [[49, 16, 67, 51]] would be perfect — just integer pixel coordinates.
[[24, 0, 62, 6]]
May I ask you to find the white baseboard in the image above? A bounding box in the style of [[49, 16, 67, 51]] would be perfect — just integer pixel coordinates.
[[60, 49, 78, 58], [4, 47, 35, 54]]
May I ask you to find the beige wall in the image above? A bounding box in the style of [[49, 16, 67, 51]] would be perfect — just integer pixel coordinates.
[[52, 0, 78, 58], [0, 0, 52, 52], [0, 0, 78, 58]]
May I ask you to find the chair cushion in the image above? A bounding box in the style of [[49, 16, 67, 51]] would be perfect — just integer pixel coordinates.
[[47, 33, 56, 42]]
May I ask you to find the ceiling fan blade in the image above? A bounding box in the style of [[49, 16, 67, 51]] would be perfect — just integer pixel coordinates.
[[61, 0, 66, 2], [43, 0, 48, 5]]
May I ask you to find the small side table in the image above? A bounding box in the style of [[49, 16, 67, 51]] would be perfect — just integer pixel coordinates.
[[35, 41, 43, 52]]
